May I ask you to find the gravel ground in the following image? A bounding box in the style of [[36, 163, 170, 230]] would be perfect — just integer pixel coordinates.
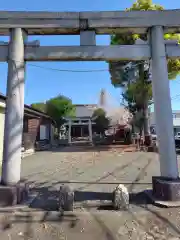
[[1, 146, 180, 239]]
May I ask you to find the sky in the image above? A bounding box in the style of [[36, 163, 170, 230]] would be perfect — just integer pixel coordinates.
[[0, 0, 180, 110]]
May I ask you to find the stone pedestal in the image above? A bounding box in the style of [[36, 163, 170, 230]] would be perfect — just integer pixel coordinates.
[[152, 176, 180, 201], [144, 177, 180, 207], [0, 182, 29, 207]]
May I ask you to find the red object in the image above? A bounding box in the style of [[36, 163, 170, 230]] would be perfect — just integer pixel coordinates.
[[106, 124, 130, 141]]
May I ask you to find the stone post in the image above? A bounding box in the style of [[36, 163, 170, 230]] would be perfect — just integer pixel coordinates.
[[88, 119, 93, 143], [1, 28, 26, 185], [150, 26, 178, 178], [68, 120, 72, 144], [81, 126, 83, 137], [50, 124, 54, 145]]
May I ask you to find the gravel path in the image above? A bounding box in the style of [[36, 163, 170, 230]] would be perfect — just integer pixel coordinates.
[[1, 147, 180, 239], [21, 147, 159, 192]]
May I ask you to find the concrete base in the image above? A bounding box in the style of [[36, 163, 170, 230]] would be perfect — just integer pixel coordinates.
[[144, 189, 180, 207], [152, 176, 180, 201], [0, 182, 29, 207], [144, 176, 180, 207]]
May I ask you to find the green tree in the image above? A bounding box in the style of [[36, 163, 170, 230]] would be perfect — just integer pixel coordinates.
[[31, 95, 75, 134], [122, 80, 152, 135], [109, 0, 180, 137], [92, 108, 110, 135], [31, 102, 46, 113], [46, 95, 75, 127]]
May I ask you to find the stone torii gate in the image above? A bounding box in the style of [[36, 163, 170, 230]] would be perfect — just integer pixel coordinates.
[[0, 10, 180, 206]]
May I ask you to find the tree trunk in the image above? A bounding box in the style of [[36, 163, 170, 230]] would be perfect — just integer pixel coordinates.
[[139, 63, 151, 146], [143, 102, 150, 136]]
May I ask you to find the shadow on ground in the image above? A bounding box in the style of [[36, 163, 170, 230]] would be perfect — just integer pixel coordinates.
[[1, 185, 180, 239], [1, 187, 180, 240], [28, 185, 152, 211]]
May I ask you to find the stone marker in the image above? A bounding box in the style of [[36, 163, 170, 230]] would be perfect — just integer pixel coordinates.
[[112, 184, 129, 210], [59, 185, 74, 212], [0, 215, 11, 232]]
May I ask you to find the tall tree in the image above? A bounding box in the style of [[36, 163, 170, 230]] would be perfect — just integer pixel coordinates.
[[122, 80, 153, 136], [109, 0, 180, 138], [31, 95, 75, 130], [46, 95, 75, 127], [92, 108, 110, 135], [31, 102, 46, 113]]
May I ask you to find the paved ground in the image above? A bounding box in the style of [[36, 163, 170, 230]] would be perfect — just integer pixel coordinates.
[[1, 146, 180, 239]]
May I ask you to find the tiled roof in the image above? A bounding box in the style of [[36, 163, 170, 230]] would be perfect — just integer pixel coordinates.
[[75, 104, 98, 118]]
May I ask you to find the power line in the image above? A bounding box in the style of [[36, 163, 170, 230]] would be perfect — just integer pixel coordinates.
[[4, 58, 180, 82], [27, 62, 108, 73], [5, 58, 143, 73], [4, 59, 180, 102], [25, 60, 180, 102], [3, 58, 180, 107]]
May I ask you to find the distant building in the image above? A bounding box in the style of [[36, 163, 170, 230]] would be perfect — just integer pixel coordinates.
[[149, 111, 180, 135], [0, 94, 55, 163], [63, 104, 98, 144], [74, 104, 98, 118], [63, 104, 132, 144]]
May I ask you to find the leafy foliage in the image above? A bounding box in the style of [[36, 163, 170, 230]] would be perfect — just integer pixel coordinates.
[[92, 108, 110, 134], [31, 102, 46, 113], [31, 95, 75, 127], [127, 0, 163, 11], [109, 0, 180, 133], [46, 95, 75, 126], [122, 79, 152, 112], [110, 0, 180, 87]]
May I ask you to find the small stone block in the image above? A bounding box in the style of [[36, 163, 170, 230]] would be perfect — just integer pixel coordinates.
[[0, 215, 11, 231], [16, 182, 29, 204], [112, 184, 129, 210], [0, 182, 29, 207], [59, 185, 74, 211], [0, 186, 16, 207], [144, 189, 180, 207], [152, 176, 180, 201]]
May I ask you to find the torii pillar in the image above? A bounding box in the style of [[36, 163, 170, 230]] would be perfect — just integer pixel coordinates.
[[150, 26, 180, 203], [0, 28, 28, 206]]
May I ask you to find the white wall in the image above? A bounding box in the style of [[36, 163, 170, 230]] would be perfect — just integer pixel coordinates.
[[150, 112, 180, 127], [173, 118, 180, 127]]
